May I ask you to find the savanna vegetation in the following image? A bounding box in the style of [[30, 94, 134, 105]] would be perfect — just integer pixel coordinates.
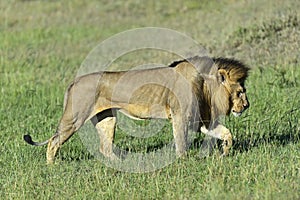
[[0, 0, 299, 199]]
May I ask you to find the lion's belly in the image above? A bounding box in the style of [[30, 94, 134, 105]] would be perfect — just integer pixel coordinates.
[[118, 104, 170, 120]]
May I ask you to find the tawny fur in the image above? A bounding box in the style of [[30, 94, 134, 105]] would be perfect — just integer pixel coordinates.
[[24, 56, 249, 164]]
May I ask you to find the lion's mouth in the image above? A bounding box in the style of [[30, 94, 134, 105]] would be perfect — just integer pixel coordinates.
[[232, 111, 242, 117]]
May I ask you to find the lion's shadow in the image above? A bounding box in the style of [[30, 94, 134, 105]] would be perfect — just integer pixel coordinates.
[[231, 131, 300, 154], [61, 129, 299, 163], [191, 130, 299, 156]]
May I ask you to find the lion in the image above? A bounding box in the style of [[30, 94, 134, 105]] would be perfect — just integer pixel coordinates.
[[24, 56, 249, 164]]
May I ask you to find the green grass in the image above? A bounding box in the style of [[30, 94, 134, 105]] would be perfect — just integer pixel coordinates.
[[1, 0, 300, 199]]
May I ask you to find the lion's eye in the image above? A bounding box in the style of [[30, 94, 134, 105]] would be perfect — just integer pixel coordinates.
[[237, 92, 243, 98]]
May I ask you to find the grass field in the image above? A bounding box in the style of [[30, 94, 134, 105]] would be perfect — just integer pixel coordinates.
[[1, 0, 299, 199]]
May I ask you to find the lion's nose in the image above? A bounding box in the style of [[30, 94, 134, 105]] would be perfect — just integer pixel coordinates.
[[244, 101, 249, 109]]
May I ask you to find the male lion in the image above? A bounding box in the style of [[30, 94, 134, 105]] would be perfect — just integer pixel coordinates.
[[24, 56, 249, 164]]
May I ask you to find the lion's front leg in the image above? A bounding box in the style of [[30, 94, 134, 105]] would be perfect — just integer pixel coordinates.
[[221, 129, 232, 156], [200, 124, 232, 156]]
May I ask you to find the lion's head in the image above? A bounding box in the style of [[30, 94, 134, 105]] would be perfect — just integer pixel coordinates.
[[213, 57, 250, 117], [229, 83, 249, 117]]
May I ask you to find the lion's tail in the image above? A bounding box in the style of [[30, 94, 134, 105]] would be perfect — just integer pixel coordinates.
[[23, 135, 49, 146]]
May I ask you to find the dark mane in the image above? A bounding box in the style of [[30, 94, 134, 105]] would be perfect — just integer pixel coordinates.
[[212, 57, 250, 78], [168, 59, 186, 68], [168, 56, 210, 68], [168, 56, 250, 81]]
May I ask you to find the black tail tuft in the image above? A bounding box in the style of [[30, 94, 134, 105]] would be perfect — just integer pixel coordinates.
[[24, 135, 34, 145], [23, 134, 49, 146]]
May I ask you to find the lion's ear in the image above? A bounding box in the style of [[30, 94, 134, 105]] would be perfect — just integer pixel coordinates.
[[218, 69, 229, 85]]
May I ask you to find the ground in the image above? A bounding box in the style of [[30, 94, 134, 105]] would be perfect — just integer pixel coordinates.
[[0, 0, 299, 199]]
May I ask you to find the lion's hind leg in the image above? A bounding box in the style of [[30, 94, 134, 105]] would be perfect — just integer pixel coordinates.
[[47, 96, 93, 164], [200, 125, 232, 156], [170, 112, 188, 158], [96, 117, 118, 160], [47, 121, 77, 164], [47, 113, 87, 164]]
